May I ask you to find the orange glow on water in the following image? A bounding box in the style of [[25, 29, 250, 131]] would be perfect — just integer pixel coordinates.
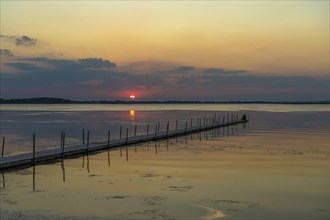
[[130, 110, 135, 119]]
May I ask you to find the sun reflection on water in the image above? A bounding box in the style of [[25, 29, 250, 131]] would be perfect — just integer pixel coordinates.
[[130, 109, 135, 120]]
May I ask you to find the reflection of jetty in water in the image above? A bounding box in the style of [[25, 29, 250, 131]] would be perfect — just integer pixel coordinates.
[[0, 122, 247, 191]]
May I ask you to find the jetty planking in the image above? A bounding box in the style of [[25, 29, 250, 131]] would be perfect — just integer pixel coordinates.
[[0, 114, 248, 172]]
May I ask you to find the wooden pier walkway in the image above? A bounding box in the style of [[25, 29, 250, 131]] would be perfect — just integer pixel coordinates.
[[0, 119, 248, 172]]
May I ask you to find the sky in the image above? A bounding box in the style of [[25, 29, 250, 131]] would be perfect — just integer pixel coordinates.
[[0, 1, 329, 101]]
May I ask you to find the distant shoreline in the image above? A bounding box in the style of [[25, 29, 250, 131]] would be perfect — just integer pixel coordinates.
[[0, 98, 329, 104]]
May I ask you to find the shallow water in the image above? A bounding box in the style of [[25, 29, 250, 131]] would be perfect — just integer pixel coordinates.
[[0, 104, 328, 156], [0, 104, 329, 219]]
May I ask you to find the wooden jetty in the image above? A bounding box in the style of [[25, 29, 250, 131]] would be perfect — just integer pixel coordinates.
[[0, 118, 248, 172]]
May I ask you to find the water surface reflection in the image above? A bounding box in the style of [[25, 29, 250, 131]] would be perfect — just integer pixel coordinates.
[[1, 121, 329, 219], [0, 109, 329, 219]]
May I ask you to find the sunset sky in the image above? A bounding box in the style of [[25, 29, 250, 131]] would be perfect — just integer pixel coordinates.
[[0, 1, 329, 101]]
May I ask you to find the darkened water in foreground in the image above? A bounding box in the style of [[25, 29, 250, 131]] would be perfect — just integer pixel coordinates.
[[0, 104, 329, 219]]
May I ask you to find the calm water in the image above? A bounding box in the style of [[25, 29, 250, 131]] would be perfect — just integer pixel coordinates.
[[0, 104, 329, 219]]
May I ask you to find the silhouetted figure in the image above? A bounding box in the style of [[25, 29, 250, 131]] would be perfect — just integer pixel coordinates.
[[241, 114, 247, 121]]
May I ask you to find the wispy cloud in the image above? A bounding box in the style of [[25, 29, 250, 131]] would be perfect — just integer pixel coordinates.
[[204, 68, 246, 75], [1, 35, 38, 47], [78, 58, 117, 69], [0, 49, 14, 56], [20, 57, 116, 70], [175, 66, 195, 72], [15, 35, 37, 46]]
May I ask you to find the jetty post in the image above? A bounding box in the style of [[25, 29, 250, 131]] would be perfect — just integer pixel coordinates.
[[154, 125, 158, 139], [87, 130, 90, 154], [82, 154, 85, 168], [107, 149, 110, 167], [107, 129, 110, 166], [32, 133, 36, 163], [126, 145, 129, 161], [33, 165, 35, 191], [87, 153, 90, 173], [134, 125, 137, 137], [185, 130, 188, 144], [147, 123, 149, 135], [107, 130, 110, 148], [62, 132, 66, 156], [87, 130, 89, 173], [166, 121, 169, 137], [154, 141, 158, 154], [119, 126, 122, 156], [61, 160, 65, 182], [82, 129, 85, 144], [125, 128, 129, 144], [60, 131, 63, 149], [1, 137, 5, 158], [125, 128, 129, 161]]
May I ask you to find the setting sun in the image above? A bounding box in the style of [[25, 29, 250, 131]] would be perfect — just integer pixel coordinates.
[[129, 95, 135, 100]]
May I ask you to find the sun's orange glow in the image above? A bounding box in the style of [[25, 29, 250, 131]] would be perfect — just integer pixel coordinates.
[[129, 95, 135, 100]]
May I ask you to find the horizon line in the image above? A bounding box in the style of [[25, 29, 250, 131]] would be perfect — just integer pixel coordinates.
[[0, 97, 329, 104]]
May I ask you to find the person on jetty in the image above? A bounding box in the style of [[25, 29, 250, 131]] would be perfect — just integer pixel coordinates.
[[241, 114, 247, 121]]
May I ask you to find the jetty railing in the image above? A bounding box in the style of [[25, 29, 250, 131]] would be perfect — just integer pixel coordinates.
[[0, 113, 249, 171]]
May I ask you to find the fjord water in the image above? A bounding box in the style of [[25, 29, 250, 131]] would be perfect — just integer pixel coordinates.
[[0, 104, 329, 219]]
